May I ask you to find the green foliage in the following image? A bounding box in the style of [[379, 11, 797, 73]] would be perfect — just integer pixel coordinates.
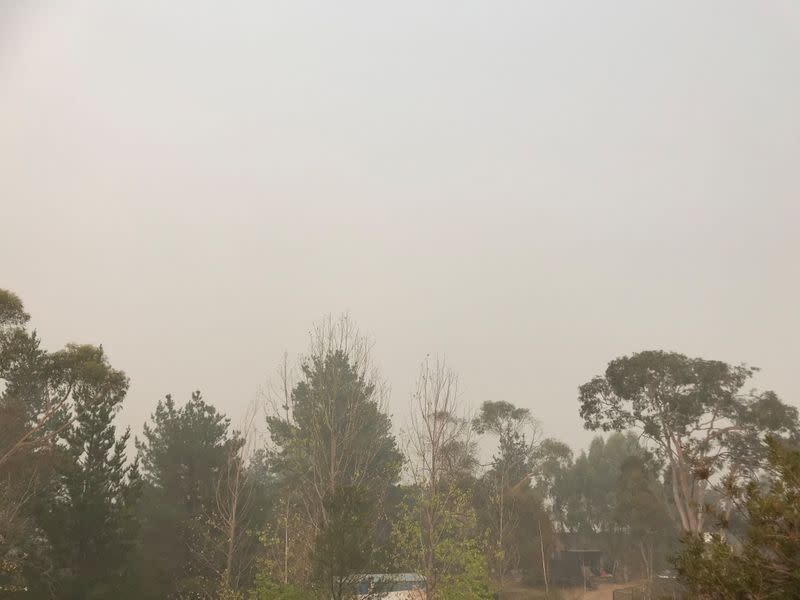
[[436, 536, 493, 600], [8, 291, 797, 600], [614, 454, 671, 535], [134, 391, 239, 598], [579, 351, 798, 454], [251, 526, 315, 600], [267, 350, 402, 499], [138, 391, 236, 499], [530, 438, 573, 504], [674, 437, 800, 599], [473, 401, 533, 437], [0, 290, 141, 598], [552, 433, 655, 534], [393, 486, 491, 600], [614, 453, 674, 578], [250, 573, 307, 600], [0, 289, 28, 329], [533, 433, 673, 581], [579, 351, 799, 534], [475, 401, 535, 487], [474, 400, 550, 587], [0, 290, 51, 592], [313, 487, 377, 597], [266, 347, 402, 596], [35, 345, 140, 599]]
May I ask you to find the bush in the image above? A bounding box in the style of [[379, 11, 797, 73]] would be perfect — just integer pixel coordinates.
[[250, 574, 306, 600]]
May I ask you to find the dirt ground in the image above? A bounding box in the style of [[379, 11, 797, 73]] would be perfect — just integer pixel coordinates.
[[501, 581, 640, 600], [572, 582, 639, 600]]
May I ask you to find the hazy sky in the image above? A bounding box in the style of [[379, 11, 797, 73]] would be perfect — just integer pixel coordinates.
[[2, 1, 799, 450]]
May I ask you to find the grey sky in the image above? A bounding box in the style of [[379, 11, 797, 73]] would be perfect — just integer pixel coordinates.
[[2, 1, 799, 449]]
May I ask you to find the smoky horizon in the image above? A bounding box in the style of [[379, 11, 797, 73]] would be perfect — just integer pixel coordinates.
[[2, 7, 800, 599]]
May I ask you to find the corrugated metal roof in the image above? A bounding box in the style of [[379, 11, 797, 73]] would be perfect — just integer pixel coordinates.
[[353, 573, 426, 582]]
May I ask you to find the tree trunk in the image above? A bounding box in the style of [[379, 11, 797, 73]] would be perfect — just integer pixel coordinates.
[[538, 519, 549, 597]]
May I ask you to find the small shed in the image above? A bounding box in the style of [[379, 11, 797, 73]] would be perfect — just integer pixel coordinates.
[[549, 534, 605, 587]]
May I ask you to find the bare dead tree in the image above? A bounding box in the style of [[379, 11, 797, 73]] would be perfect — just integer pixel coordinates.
[[0, 393, 71, 471], [264, 315, 400, 598], [297, 315, 392, 522], [404, 355, 474, 596], [263, 352, 310, 587], [190, 399, 260, 599], [220, 400, 259, 593]]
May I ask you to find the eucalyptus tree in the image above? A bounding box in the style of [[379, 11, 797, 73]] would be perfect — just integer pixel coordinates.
[[473, 400, 539, 589], [552, 433, 655, 535], [614, 453, 673, 582], [579, 350, 799, 534], [529, 438, 573, 522]]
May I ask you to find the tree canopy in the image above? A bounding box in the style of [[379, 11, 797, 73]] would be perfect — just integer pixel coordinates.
[[265, 321, 402, 598], [4, 288, 800, 599], [675, 437, 800, 599], [579, 350, 799, 534]]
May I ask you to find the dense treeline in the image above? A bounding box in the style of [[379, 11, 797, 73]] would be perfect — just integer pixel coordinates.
[[1, 288, 798, 599]]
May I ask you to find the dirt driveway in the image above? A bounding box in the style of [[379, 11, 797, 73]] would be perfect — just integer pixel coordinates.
[[558, 582, 639, 600], [500, 581, 641, 600]]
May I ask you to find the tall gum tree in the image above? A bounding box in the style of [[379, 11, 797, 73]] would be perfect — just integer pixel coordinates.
[[578, 350, 799, 535], [473, 400, 539, 590]]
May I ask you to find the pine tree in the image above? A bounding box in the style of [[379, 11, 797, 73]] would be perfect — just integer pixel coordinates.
[[675, 437, 800, 599], [36, 345, 141, 600], [135, 391, 238, 599]]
